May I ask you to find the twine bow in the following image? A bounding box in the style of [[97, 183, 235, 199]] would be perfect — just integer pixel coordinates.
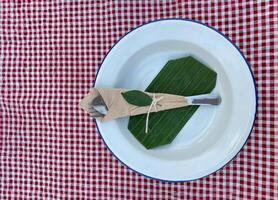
[[145, 94, 164, 133]]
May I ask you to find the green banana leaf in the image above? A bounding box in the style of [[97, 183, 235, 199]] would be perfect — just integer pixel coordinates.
[[128, 56, 217, 149]]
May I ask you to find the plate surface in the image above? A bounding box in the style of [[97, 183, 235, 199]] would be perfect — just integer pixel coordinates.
[[94, 19, 257, 181]]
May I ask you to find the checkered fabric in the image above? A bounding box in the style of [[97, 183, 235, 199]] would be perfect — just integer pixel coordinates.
[[1, 1, 277, 199]]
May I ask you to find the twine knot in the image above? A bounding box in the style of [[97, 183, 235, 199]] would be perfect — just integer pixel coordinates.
[[145, 94, 164, 133]]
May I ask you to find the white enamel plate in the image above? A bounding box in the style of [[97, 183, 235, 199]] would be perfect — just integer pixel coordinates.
[[94, 19, 257, 181]]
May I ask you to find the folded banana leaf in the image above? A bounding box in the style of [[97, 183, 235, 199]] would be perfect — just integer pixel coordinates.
[[128, 56, 217, 149]]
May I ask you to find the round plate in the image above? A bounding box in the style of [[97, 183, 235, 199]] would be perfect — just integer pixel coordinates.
[[94, 19, 257, 181]]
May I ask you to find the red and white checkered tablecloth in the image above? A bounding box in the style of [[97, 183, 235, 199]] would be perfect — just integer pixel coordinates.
[[1, 1, 277, 199]]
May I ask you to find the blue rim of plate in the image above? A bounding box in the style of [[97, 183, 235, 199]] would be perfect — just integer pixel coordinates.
[[92, 18, 258, 182]]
